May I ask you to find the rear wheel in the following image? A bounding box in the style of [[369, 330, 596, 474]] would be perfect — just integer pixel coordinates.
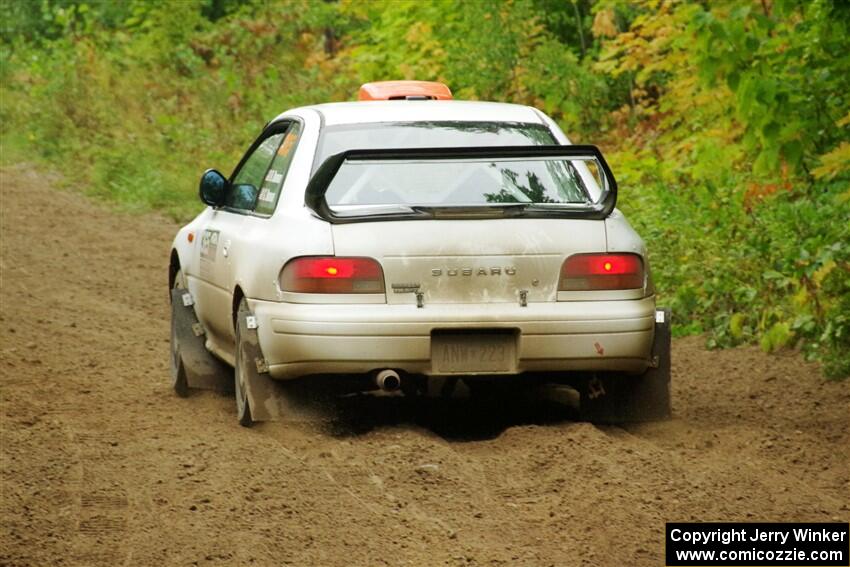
[[234, 298, 254, 427], [170, 269, 190, 398], [579, 308, 672, 423]]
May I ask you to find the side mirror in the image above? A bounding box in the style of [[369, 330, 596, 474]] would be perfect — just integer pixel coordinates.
[[199, 169, 227, 207]]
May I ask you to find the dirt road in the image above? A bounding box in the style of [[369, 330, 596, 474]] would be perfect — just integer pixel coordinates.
[[1, 164, 848, 567]]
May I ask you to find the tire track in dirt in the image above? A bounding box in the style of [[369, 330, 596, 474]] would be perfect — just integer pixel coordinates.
[[1, 164, 848, 566]]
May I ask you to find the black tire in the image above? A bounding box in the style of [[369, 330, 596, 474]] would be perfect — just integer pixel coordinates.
[[170, 270, 190, 398], [234, 298, 254, 427], [579, 307, 672, 423]]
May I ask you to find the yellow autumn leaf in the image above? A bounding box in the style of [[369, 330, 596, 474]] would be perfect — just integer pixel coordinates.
[[592, 8, 618, 38], [813, 260, 837, 287], [812, 142, 850, 180], [729, 313, 745, 338]]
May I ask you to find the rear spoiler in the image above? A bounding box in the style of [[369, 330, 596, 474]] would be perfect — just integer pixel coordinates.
[[304, 145, 617, 224]]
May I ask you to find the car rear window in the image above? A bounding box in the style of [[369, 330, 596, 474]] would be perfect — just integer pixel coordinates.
[[324, 154, 597, 208], [315, 121, 592, 209], [315, 121, 556, 167]]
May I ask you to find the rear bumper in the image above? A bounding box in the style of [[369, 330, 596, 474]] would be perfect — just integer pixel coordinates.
[[249, 296, 657, 379]]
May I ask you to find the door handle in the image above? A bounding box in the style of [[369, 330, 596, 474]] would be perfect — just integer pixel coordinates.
[[222, 239, 231, 258]]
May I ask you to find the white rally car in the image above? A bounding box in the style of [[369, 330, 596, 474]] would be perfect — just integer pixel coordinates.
[[169, 81, 671, 426]]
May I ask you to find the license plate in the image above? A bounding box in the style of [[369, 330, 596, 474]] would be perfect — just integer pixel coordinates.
[[431, 331, 517, 374]]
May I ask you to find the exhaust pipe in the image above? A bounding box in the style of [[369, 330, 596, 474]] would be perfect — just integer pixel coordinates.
[[375, 369, 401, 392]]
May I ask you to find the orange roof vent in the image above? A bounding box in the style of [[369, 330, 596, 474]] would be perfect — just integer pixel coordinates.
[[358, 81, 453, 101]]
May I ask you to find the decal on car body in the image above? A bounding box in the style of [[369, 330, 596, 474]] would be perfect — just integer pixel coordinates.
[[200, 229, 220, 261], [431, 266, 516, 276], [264, 170, 283, 184], [258, 188, 275, 203]]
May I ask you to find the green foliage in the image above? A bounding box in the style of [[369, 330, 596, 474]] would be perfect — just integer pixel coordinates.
[[1, 0, 335, 218], [692, 0, 850, 175], [1, 0, 847, 378]]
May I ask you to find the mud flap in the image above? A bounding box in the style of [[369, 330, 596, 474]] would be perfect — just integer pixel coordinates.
[[170, 289, 232, 393], [236, 309, 290, 422], [579, 307, 672, 423]]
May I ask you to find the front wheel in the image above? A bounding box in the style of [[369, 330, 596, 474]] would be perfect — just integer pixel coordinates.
[[234, 298, 255, 427], [170, 269, 190, 398]]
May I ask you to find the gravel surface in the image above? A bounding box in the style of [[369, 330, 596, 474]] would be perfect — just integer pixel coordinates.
[[1, 164, 848, 566]]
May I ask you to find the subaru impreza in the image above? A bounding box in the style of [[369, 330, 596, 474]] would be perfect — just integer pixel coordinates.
[[169, 81, 671, 426]]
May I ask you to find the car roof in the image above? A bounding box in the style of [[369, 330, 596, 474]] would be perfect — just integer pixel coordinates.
[[282, 100, 546, 127]]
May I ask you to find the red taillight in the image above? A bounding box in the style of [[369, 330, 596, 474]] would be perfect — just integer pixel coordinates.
[[280, 257, 385, 294], [559, 253, 644, 291]]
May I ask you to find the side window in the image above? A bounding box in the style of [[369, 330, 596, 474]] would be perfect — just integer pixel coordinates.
[[254, 122, 302, 216], [227, 133, 285, 211]]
